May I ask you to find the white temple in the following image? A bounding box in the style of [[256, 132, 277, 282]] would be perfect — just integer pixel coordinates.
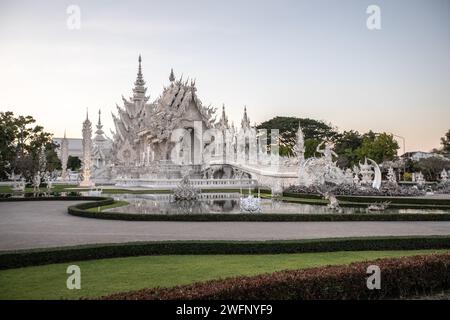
[[70, 55, 383, 191]]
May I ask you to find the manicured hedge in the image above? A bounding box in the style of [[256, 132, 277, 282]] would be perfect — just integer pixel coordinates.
[[1, 236, 450, 270], [100, 252, 450, 300], [68, 198, 450, 221], [283, 192, 450, 206], [0, 196, 110, 202]]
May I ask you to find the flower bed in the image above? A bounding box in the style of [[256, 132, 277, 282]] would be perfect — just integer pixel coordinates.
[[100, 252, 450, 300]]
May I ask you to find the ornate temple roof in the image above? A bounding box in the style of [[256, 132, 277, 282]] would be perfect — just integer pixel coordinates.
[[93, 109, 107, 143], [241, 106, 250, 130], [141, 69, 216, 143], [216, 104, 229, 130]]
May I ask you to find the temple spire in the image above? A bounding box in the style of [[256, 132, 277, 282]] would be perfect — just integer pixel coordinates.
[[97, 109, 102, 128], [133, 54, 147, 101], [216, 104, 229, 130], [94, 108, 106, 140], [241, 106, 250, 130], [169, 68, 175, 82]]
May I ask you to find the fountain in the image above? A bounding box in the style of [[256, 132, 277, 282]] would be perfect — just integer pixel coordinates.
[[367, 201, 391, 212], [6, 171, 26, 192], [323, 192, 343, 213], [173, 175, 199, 201]]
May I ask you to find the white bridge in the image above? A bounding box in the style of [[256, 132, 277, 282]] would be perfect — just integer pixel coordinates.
[[115, 177, 257, 190]]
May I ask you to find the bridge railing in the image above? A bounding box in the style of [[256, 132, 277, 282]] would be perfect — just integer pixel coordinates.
[[115, 178, 258, 189]]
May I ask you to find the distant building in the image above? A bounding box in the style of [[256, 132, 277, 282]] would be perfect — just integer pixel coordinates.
[[53, 137, 83, 158], [401, 151, 446, 161]]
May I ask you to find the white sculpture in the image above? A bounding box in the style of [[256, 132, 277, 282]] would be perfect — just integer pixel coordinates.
[[387, 167, 397, 184], [294, 122, 305, 164], [367, 158, 382, 190], [415, 172, 425, 188], [80, 111, 94, 187], [441, 169, 448, 184], [32, 171, 41, 192], [60, 130, 69, 180], [45, 173, 53, 192], [240, 194, 262, 213], [173, 175, 199, 201], [6, 171, 26, 192], [359, 158, 374, 185], [367, 201, 390, 212], [298, 140, 345, 187], [324, 192, 343, 213], [344, 168, 354, 185]]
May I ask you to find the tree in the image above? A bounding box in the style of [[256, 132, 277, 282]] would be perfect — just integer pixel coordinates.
[[257, 116, 338, 157], [67, 156, 81, 171], [333, 130, 364, 168], [417, 157, 450, 181], [356, 132, 399, 164], [0, 111, 59, 181], [441, 129, 450, 153]]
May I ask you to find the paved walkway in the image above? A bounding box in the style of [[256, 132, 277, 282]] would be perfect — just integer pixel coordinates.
[[0, 201, 450, 251]]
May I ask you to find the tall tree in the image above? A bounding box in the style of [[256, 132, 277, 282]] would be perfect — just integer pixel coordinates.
[[0, 111, 59, 180], [333, 130, 364, 167], [441, 129, 450, 153], [257, 116, 338, 157], [356, 132, 399, 163]]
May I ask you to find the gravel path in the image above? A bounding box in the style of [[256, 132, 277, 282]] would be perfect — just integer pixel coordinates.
[[1, 201, 450, 251]]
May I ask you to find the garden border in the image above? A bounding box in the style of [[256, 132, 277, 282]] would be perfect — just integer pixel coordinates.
[[99, 252, 450, 300], [67, 197, 450, 221], [1, 236, 450, 270]]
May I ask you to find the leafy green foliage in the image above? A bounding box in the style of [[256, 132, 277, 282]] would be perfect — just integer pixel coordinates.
[[356, 132, 400, 163], [333, 130, 364, 167], [416, 157, 450, 181], [256, 116, 399, 165], [67, 155, 82, 171], [441, 129, 450, 153], [256, 116, 338, 157], [0, 112, 60, 180]]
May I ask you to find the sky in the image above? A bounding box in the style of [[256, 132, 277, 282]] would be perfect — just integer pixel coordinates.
[[0, 0, 449, 153]]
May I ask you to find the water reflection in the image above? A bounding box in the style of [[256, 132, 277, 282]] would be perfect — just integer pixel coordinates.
[[104, 193, 449, 215]]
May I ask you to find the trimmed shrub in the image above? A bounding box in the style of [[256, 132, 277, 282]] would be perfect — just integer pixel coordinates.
[[100, 253, 450, 300], [1, 236, 450, 270]]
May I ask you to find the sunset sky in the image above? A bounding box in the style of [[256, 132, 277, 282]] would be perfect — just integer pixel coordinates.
[[0, 0, 449, 153]]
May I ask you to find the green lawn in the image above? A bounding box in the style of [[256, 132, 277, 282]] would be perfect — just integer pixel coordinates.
[[0, 249, 446, 300]]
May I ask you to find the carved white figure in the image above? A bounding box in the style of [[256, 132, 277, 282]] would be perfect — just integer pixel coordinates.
[[367, 158, 382, 190], [344, 168, 354, 185], [324, 192, 343, 213], [45, 173, 53, 192], [240, 194, 262, 213], [60, 130, 69, 180], [294, 122, 305, 164], [415, 172, 425, 188], [367, 201, 390, 212], [316, 141, 338, 164], [298, 139, 345, 187], [441, 169, 448, 184], [387, 167, 397, 184], [359, 158, 374, 185], [173, 175, 199, 201], [32, 171, 41, 192], [6, 171, 26, 192], [80, 111, 94, 187]]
